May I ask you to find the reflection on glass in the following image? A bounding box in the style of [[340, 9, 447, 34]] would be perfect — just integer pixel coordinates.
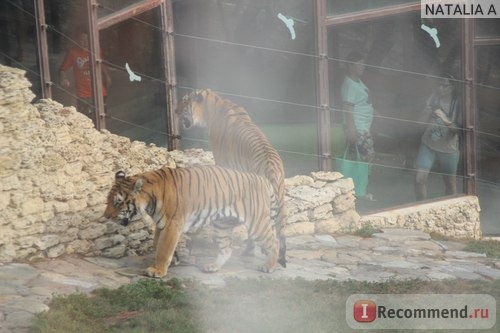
[[414, 74, 462, 201], [173, 0, 318, 176], [328, 13, 464, 213], [476, 19, 500, 38], [100, 9, 169, 146], [50, 0, 93, 113], [0, 0, 40, 97], [58, 26, 112, 126], [327, 0, 417, 16], [48, 0, 113, 127], [46, 1, 168, 145]]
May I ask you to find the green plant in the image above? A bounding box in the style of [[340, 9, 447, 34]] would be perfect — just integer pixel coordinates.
[[429, 231, 455, 241], [353, 223, 381, 238], [31, 278, 198, 333], [464, 239, 500, 259]]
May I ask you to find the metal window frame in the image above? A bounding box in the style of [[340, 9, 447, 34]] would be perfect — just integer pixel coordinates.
[[35, 0, 52, 99], [463, 19, 477, 195], [325, 2, 421, 26], [87, 0, 106, 130], [315, 0, 331, 171]]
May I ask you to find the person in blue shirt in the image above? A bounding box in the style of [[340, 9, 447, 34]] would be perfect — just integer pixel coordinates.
[[415, 73, 461, 200], [341, 51, 375, 200]]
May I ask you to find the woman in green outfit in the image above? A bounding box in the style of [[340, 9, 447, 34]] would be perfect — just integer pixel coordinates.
[[341, 51, 375, 200]]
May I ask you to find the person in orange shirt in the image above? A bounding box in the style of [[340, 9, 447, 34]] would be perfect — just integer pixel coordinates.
[[59, 27, 111, 125]]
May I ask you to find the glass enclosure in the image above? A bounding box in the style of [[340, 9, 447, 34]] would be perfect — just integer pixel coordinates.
[[1, 0, 499, 234], [328, 13, 466, 213]]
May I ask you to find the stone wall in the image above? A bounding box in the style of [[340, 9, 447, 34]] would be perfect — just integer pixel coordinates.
[[0, 65, 480, 263], [361, 196, 481, 239], [283, 173, 360, 236]]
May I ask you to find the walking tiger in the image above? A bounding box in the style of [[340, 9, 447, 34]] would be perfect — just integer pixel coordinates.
[[104, 165, 282, 278]]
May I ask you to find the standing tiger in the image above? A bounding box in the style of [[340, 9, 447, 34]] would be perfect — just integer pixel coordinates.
[[176, 89, 287, 267], [103, 165, 282, 278]]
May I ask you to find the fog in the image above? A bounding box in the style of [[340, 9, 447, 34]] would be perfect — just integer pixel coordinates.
[[2, 1, 500, 331]]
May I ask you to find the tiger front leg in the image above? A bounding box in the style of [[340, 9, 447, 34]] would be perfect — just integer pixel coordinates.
[[153, 227, 160, 251], [203, 228, 233, 273], [146, 220, 183, 278], [250, 219, 279, 273], [258, 241, 278, 273]]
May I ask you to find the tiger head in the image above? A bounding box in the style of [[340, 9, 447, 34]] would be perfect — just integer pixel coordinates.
[[176, 89, 210, 129], [104, 171, 144, 226]]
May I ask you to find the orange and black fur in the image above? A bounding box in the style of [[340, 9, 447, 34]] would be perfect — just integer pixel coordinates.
[[176, 89, 287, 267], [104, 165, 282, 278]]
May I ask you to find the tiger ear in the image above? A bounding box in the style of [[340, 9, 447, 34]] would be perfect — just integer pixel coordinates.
[[133, 178, 144, 194], [115, 171, 126, 180], [195, 91, 204, 103]]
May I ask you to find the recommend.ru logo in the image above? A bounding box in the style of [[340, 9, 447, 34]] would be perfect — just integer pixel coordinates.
[[347, 294, 496, 330]]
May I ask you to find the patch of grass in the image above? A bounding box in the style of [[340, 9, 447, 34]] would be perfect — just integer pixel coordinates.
[[31, 277, 500, 333], [428, 233, 500, 259], [352, 223, 381, 238], [429, 231, 457, 241], [31, 278, 198, 333], [464, 239, 500, 259]]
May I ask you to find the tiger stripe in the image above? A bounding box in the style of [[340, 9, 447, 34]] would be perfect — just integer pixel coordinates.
[[104, 165, 280, 278]]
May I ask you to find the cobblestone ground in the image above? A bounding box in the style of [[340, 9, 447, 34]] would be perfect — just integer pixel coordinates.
[[1, 229, 500, 332]]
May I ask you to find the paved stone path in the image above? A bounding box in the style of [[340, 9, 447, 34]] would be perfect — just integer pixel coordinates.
[[1, 229, 500, 332]]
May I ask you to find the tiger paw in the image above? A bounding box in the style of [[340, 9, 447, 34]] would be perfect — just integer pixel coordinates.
[[258, 263, 276, 273], [145, 266, 167, 278], [202, 263, 220, 273]]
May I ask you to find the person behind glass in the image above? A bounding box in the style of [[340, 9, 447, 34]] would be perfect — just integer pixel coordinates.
[[415, 73, 462, 201], [341, 51, 376, 200], [59, 26, 111, 125]]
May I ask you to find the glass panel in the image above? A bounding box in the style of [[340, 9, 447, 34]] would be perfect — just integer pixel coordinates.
[[101, 9, 168, 145], [0, 0, 40, 97], [476, 19, 500, 38], [173, 0, 318, 176], [48, 0, 88, 117], [49, 0, 168, 144], [327, 0, 417, 16], [476, 46, 500, 235], [329, 14, 465, 213]]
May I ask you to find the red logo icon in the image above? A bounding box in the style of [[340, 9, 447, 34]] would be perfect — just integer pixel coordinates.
[[353, 300, 376, 322]]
